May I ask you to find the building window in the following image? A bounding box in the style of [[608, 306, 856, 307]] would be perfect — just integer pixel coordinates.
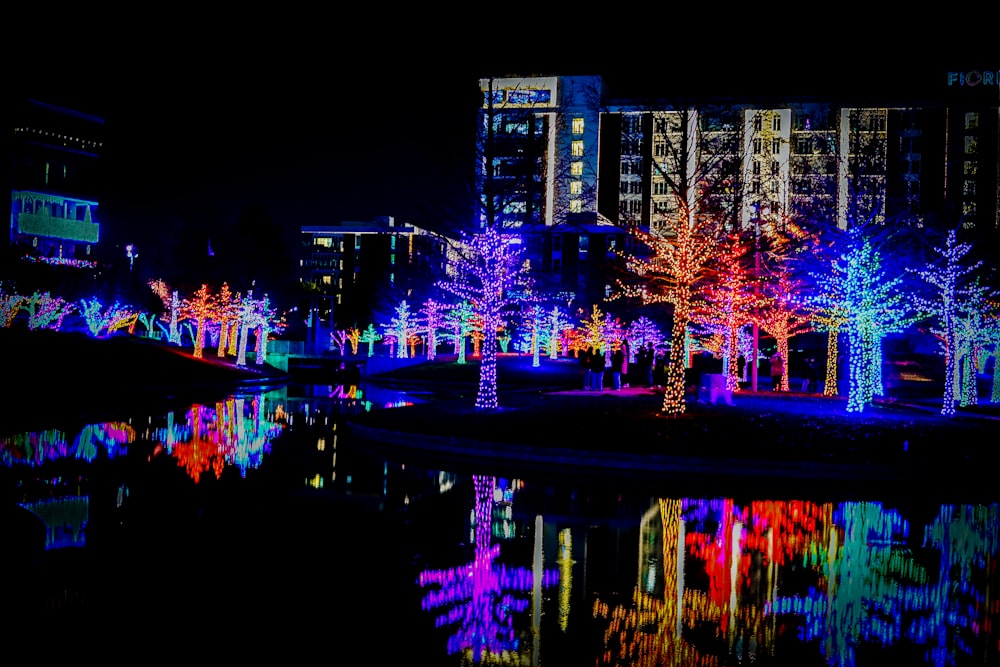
[[570, 181, 582, 195], [654, 141, 666, 156], [753, 114, 762, 131], [965, 136, 978, 155], [571, 161, 583, 176], [653, 181, 668, 195], [570, 199, 582, 213], [772, 138, 782, 154], [553, 235, 562, 251], [572, 117, 585, 134], [752, 181, 760, 194], [795, 138, 812, 154], [964, 161, 978, 175], [772, 116, 781, 131], [552, 257, 561, 273], [752, 161, 761, 175], [963, 180, 976, 196], [753, 138, 761, 154], [965, 112, 979, 130], [771, 161, 780, 175], [572, 140, 584, 157]]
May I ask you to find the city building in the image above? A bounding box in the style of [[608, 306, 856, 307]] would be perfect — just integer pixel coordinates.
[[7, 98, 105, 268], [299, 216, 448, 347], [478, 72, 1000, 305]]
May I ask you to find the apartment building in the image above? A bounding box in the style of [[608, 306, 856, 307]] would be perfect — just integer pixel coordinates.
[[479, 73, 999, 304]]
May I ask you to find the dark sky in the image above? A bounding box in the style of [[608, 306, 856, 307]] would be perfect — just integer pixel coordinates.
[[9, 10, 991, 253]]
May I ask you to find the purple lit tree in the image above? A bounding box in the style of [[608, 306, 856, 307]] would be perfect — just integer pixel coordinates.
[[436, 228, 533, 410], [24, 291, 74, 330]]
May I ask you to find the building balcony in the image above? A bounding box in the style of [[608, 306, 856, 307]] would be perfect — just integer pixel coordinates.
[[16, 212, 99, 243]]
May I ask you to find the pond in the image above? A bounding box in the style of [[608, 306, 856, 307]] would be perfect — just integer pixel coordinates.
[[1, 379, 997, 665]]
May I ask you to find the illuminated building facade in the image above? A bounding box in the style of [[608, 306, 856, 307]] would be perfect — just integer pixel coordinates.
[[479, 72, 1000, 293], [300, 215, 447, 341], [8, 99, 105, 266]]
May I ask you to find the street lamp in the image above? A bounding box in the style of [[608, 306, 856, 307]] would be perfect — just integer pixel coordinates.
[[125, 244, 137, 272]]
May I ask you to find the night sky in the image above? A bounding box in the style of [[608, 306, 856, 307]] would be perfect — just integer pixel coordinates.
[[9, 9, 989, 257]]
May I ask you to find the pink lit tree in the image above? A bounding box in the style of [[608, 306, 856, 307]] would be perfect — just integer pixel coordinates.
[[752, 269, 816, 392], [420, 298, 448, 361], [698, 234, 761, 391], [436, 228, 533, 410]]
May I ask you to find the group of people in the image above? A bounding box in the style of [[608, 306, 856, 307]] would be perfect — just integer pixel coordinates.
[[580, 341, 658, 391]]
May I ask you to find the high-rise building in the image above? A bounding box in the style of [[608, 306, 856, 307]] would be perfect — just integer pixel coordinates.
[[478, 72, 1000, 303], [8, 99, 105, 267]]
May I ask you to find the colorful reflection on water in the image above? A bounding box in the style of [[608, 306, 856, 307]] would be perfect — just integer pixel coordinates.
[[1, 383, 998, 665], [413, 477, 1000, 666]]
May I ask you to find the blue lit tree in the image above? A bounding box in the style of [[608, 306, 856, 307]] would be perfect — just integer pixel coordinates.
[[381, 299, 419, 360], [546, 305, 573, 359], [77, 297, 138, 338], [911, 228, 994, 417], [436, 228, 533, 410]]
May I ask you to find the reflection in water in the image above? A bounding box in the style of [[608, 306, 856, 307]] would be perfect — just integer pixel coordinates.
[[587, 497, 1000, 666], [418, 475, 560, 664], [2, 383, 998, 665]]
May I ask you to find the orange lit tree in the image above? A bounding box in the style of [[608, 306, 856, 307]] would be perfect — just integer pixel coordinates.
[[612, 201, 720, 415]]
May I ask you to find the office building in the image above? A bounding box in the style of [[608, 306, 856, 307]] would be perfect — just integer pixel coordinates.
[[300, 216, 448, 344]]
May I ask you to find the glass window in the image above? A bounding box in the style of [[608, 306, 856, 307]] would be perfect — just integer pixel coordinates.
[[753, 114, 762, 131], [772, 116, 781, 131], [572, 117, 585, 134], [570, 181, 582, 195], [772, 139, 782, 154], [965, 112, 979, 130], [570, 199, 582, 213], [572, 140, 584, 157], [571, 161, 583, 176], [753, 138, 761, 154], [579, 235, 589, 251]]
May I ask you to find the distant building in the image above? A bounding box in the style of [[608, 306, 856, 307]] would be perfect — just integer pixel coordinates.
[[299, 216, 448, 346], [7, 99, 105, 268], [477, 72, 1000, 303]]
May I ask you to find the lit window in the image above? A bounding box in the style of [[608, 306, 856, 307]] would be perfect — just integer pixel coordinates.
[[571, 161, 583, 176], [570, 181, 582, 195], [965, 112, 979, 130], [964, 161, 977, 175], [572, 140, 584, 157], [572, 117, 585, 134], [965, 136, 978, 155], [570, 199, 582, 213]]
